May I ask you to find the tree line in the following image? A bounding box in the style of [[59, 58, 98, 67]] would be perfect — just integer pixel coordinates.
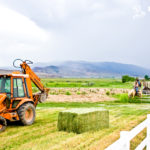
[[122, 75, 150, 83]]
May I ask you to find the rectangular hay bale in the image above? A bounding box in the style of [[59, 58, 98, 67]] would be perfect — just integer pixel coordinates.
[[57, 108, 109, 134]]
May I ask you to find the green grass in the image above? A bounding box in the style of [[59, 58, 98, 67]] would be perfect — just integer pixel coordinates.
[[38, 96, 150, 108], [1, 102, 150, 150], [1, 78, 147, 149], [38, 102, 110, 108], [31, 78, 133, 93], [39, 78, 133, 88], [112, 93, 150, 104]]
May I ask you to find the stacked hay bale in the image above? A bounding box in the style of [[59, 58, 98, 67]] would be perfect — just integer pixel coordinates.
[[58, 108, 109, 134]]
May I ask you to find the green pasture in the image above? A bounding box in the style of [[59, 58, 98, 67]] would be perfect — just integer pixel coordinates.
[[1, 101, 150, 150], [1, 78, 148, 150], [33, 78, 133, 88]]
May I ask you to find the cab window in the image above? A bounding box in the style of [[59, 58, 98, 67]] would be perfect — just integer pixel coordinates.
[[13, 78, 25, 97], [0, 77, 11, 98]]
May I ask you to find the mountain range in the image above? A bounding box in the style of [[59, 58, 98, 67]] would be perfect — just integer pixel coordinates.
[[32, 61, 150, 78]]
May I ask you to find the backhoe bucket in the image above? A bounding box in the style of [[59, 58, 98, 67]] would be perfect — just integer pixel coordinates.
[[38, 93, 46, 103], [38, 88, 49, 103]]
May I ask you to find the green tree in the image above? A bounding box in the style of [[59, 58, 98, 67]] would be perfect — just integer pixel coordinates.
[[144, 75, 149, 81], [122, 75, 135, 83]]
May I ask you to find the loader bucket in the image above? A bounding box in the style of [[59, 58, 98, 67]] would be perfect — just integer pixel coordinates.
[[37, 88, 50, 103]]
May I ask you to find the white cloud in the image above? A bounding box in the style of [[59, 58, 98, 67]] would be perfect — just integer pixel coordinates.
[[148, 6, 150, 12], [0, 4, 48, 41], [0, 4, 50, 66], [133, 5, 146, 19], [0, 0, 138, 25]]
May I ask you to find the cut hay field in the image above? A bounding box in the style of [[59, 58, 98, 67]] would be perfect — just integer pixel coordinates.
[[1, 102, 150, 150], [46, 87, 130, 102]]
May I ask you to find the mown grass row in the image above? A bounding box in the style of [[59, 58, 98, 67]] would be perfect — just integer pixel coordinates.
[[1, 102, 150, 150]]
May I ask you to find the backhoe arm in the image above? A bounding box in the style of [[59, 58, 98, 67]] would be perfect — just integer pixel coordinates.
[[20, 62, 45, 92], [19, 61, 49, 103]]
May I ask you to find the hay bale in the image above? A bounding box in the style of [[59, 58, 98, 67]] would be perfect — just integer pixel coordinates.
[[57, 108, 109, 134]]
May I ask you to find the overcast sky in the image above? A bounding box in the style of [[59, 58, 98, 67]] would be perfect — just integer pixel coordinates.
[[0, 0, 150, 68]]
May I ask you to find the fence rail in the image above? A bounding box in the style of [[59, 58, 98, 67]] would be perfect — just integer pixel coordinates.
[[105, 114, 150, 150]]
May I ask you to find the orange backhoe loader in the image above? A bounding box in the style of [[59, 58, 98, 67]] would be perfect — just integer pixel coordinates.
[[0, 59, 49, 132]]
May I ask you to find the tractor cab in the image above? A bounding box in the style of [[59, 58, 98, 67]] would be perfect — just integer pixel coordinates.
[[0, 73, 33, 110]]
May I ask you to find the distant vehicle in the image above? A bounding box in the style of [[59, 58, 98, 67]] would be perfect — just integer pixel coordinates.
[[143, 81, 150, 94]]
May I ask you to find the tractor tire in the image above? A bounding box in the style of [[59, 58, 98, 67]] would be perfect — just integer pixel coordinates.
[[17, 103, 36, 126], [0, 116, 7, 132]]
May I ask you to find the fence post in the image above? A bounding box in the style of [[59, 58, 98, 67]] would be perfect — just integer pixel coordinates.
[[120, 131, 130, 150], [147, 114, 150, 150]]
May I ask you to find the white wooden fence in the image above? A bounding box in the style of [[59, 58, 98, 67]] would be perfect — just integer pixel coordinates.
[[105, 114, 150, 150]]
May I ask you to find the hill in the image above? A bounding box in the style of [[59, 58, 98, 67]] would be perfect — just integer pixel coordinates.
[[0, 69, 14, 74], [33, 61, 150, 78]]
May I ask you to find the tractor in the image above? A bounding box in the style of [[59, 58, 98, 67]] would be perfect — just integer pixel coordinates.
[[0, 59, 49, 132]]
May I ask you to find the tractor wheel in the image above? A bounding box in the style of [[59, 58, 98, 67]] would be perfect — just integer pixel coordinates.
[[0, 116, 7, 132], [17, 103, 36, 126]]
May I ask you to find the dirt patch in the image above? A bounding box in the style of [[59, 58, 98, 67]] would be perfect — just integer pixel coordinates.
[[46, 88, 130, 102]]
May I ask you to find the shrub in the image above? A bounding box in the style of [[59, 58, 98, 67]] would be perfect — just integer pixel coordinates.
[[76, 91, 81, 95], [122, 75, 135, 83], [106, 91, 110, 96], [120, 94, 129, 103], [65, 91, 71, 95]]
